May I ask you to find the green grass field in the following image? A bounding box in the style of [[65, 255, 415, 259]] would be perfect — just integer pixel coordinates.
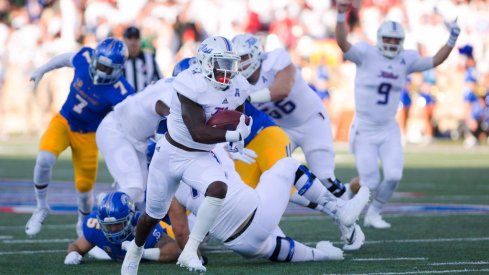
[[0, 139, 488, 274]]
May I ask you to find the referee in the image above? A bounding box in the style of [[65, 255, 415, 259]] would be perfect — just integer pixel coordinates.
[[122, 26, 162, 92]]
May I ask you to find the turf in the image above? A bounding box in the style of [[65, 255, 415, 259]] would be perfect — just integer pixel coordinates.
[[0, 140, 488, 274]]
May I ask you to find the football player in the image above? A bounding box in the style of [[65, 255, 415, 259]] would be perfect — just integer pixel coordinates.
[[169, 56, 366, 251], [232, 34, 367, 250], [336, 1, 460, 228], [169, 145, 370, 263], [231, 34, 345, 197], [122, 36, 252, 274], [64, 191, 180, 264], [95, 72, 176, 211], [25, 38, 135, 238]]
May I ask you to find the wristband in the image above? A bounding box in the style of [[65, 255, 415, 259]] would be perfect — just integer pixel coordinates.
[[248, 88, 272, 103], [447, 36, 458, 48], [337, 13, 346, 23], [225, 130, 241, 142]]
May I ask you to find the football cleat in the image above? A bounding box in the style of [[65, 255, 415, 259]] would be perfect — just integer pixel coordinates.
[[341, 223, 365, 251], [177, 249, 206, 273], [25, 207, 49, 237], [315, 241, 344, 260], [364, 212, 391, 229], [121, 240, 144, 275], [336, 187, 370, 226]]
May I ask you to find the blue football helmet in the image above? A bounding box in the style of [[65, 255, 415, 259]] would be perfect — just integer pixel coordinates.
[[172, 57, 198, 77], [90, 37, 128, 85], [97, 191, 135, 244]]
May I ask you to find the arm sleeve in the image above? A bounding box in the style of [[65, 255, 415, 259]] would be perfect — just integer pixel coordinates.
[[37, 52, 75, 74], [407, 51, 433, 73], [343, 42, 368, 65], [262, 49, 292, 72], [172, 70, 206, 103]]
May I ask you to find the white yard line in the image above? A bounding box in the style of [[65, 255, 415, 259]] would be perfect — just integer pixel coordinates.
[[0, 249, 66, 255], [0, 235, 13, 239], [0, 224, 73, 230], [3, 238, 72, 244], [364, 237, 489, 245], [429, 261, 489, 266], [345, 269, 489, 275], [353, 258, 427, 261]]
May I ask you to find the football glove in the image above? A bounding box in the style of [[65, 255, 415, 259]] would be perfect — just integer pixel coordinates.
[[30, 70, 45, 91], [228, 147, 257, 164], [447, 18, 460, 47], [64, 251, 82, 265]]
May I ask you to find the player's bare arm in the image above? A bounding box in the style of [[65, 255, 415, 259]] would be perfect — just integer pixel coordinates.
[[154, 233, 182, 262], [168, 198, 191, 250], [64, 235, 95, 264], [335, 1, 353, 53], [67, 235, 95, 255], [155, 100, 170, 116], [269, 63, 296, 100], [178, 93, 229, 144]]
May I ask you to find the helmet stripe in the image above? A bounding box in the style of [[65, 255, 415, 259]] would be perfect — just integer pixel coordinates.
[[221, 36, 232, 52], [392, 21, 397, 31]]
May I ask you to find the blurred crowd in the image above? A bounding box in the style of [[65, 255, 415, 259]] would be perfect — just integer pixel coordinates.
[[0, 0, 488, 146]]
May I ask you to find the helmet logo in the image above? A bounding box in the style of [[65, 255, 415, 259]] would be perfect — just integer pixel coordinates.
[[198, 44, 213, 54], [245, 37, 257, 48]]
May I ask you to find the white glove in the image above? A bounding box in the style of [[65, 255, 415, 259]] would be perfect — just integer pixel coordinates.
[[226, 139, 245, 154], [447, 18, 460, 48], [30, 69, 45, 90], [64, 251, 83, 265], [228, 147, 257, 164], [236, 115, 253, 140], [121, 240, 131, 251]]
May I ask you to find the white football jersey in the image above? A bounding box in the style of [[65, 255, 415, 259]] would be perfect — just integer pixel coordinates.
[[112, 78, 173, 143], [345, 42, 433, 125], [168, 64, 250, 151], [174, 144, 259, 242], [250, 49, 325, 128]]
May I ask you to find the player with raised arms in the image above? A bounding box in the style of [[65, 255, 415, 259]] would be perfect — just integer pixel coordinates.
[[335, 0, 460, 228]]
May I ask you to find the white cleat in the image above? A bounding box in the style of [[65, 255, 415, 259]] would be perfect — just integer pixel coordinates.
[[121, 240, 144, 275], [315, 241, 344, 260], [177, 249, 206, 273], [364, 212, 391, 229], [25, 207, 49, 237], [341, 223, 365, 251], [337, 187, 370, 227]]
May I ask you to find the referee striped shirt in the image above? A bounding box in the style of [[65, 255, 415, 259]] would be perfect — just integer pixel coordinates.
[[123, 51, 162, 92]]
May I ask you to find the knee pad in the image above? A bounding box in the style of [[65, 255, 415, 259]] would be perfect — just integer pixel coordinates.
[[325, 177, 346, 198], [269, 236, 295, 262], [294, 165, 315, 196], [33, 151, 56, 186]]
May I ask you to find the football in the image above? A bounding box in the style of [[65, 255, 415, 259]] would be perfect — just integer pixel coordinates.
[[206, 110, 250, 130]]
